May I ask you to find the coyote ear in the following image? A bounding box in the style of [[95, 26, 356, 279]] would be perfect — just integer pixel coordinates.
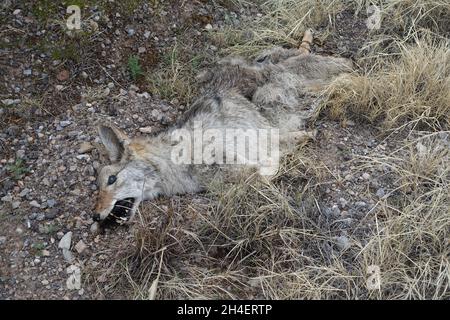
[[98, 125, 130, 162]]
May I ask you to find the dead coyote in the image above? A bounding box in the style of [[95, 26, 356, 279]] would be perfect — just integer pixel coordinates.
[[94, 30, 352, 223]]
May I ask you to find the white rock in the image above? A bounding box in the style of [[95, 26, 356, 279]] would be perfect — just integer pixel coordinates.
[[416, 142, 427, 158], [1, 99, 21, 106], [63, 249, 74, 262], [139, 126, 152, 134], [376, 188, 385, 198], [29, 200, 40, 208], [335, 235, 351, 250], [77, 141, 93, 154], [1, 195, 12, 202], [205, 24, 213, 30], [75, 240, 87, 254], [90, 222, 99, 234], [58, 231, 72, 250], [66, 265, 81, 290]]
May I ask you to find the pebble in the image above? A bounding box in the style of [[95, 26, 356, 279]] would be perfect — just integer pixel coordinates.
[[58, 231, 72, 250], [63, 249, 74, 263], [30, 200, 40, 208], [339, 198, 348, 208], [0, 236, 6, 245], [139, 126, 152, 133], [362, 173, 371, 180], [90, 222, 100, 234], [77, 142, 94, 154], [151, 109, 162, 120], [335, 235, 351, 250], [19, 188, 30, 197], [355, 201, 366, 208], [66, 265, 81, 290], [45, 208, 58, 219], [376, 188, 385, 198], [1, 195, 12, 202], [75, 240, 87, 254], [47, 199, 56, 208], [2, 99, 21, 106], [331, 205, 341, 216], [57, 69, 70, 82], [60, 120, 71, 127]]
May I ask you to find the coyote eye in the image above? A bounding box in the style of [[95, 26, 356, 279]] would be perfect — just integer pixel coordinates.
[[107, 175, 117, 185]]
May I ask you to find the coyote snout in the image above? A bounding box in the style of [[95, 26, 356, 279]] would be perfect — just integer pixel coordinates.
[[93, 126, 165, 223]]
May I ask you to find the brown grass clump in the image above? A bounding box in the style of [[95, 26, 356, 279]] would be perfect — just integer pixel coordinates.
[[324, 39, 450, 130]]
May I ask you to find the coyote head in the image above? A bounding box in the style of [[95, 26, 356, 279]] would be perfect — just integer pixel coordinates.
[[93, 125, 162, 223]]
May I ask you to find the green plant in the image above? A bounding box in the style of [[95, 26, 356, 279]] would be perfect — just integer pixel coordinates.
[[6, 159, 29, 180], [128, 55, 144, 81]]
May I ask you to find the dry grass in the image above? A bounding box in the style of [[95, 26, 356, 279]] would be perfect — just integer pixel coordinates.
[[356, 133, 449, 299], [91, 0, 450, 300], [94, 133, 449, 299], [324, 38, 450, 130], [147, 43, 207, 105], [215, 0, 351, 56], [216, 0, 449, 57]]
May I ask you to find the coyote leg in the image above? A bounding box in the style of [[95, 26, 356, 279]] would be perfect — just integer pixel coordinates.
[[299, 29, 313, 54]]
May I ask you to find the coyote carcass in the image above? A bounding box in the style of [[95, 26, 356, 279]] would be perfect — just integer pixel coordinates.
[[93, 30, 352, 223]]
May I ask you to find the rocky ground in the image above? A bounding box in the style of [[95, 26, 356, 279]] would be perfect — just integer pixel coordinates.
[[2, 0, 442, 300], [1, 0, 262, 300]]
